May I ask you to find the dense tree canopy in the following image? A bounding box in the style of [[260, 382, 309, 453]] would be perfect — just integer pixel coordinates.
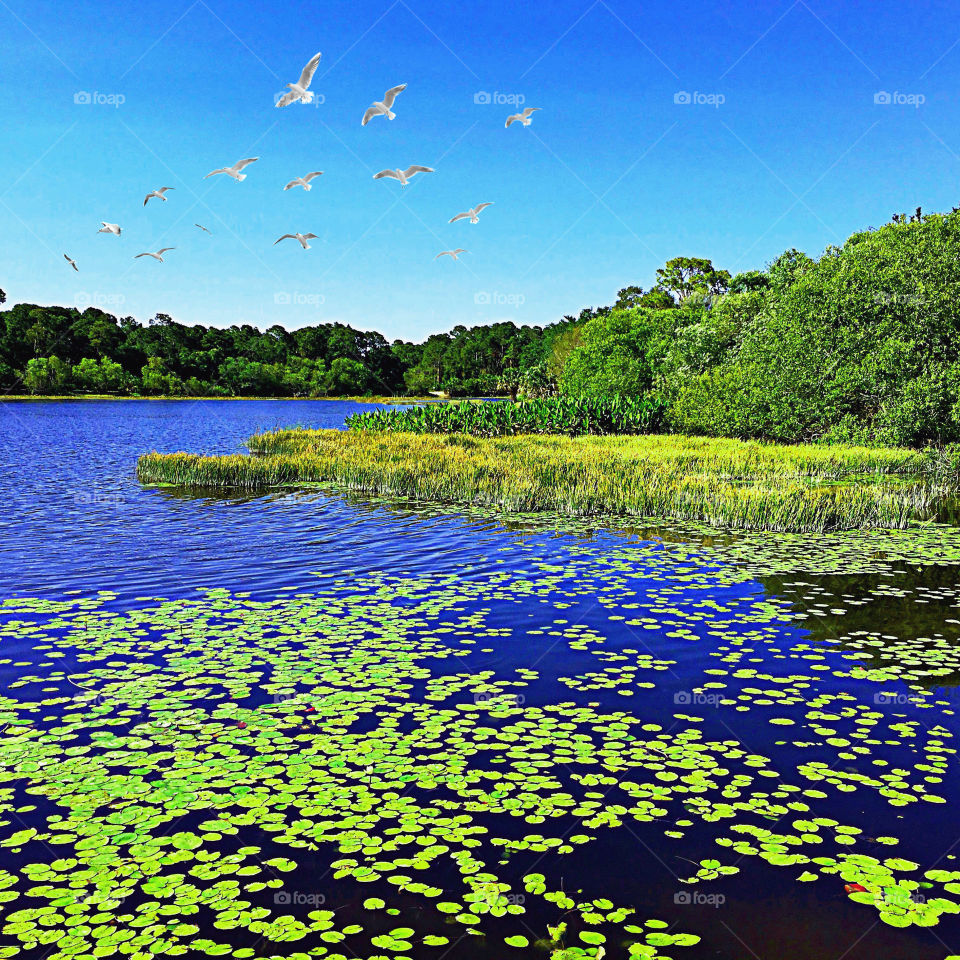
[[6, 208, 960, 446], [0, 306, 557, 399]]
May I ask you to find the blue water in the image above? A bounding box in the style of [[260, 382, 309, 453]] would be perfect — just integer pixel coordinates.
[[1, 399, 959, 960]]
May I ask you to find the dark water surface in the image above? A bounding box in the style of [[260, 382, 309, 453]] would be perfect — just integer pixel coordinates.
[[1, 400, 960, 960]]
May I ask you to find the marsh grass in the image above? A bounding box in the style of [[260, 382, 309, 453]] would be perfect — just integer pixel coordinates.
[[137, 431, 947, 532]]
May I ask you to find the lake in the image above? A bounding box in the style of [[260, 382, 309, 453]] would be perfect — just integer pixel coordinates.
[[1, 399, 960, 960]]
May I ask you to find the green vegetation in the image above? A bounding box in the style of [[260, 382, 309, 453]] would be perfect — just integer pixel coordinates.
[[5, 513, 960, 956], [12, 208, 960, 445], [345, 396, 667, 436], [561, 212, 960, 446], [0, 304, 556, 398], [138, 431, 946, 531]]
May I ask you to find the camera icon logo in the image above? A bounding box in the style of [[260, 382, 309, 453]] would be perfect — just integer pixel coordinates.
[[674, 91, 691, 104], [474, 91, 491, 104], [74, 91, 91, 104], [874, 91, 891, 105]]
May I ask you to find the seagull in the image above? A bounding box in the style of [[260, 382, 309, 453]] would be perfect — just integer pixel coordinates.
[[134, 247, 175, 262], [194, 223, 211, 233], [449, 202, 493, 224], [63, 253, 78, 272], [276, 51, 322, 108], [436, 249, 467, 260], [373, 165, 434, 187], [98, 222, 121, 235], [362, 84, 406, 125], [505, 107, 541, 128], [204, 157, 259, 181], [274, 232, 318, 250], [143, 187, 174, 206], [284, 171, 324, 191]]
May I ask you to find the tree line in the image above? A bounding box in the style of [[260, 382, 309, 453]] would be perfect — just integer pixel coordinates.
[[5, 206, 960, 445]]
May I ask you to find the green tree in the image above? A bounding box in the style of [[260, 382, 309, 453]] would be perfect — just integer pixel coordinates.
[[325, 357, 370, 395], [560, 310, 658, 398], [23, 356, 69, 394], [72, 357, 124, 393], [655, 257, 731, 302]]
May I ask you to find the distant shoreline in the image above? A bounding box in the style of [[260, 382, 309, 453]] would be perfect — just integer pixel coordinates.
[[0, 394, 445, 403]]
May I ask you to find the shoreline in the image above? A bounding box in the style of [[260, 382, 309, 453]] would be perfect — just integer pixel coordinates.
[[0, 394, 445, 403]]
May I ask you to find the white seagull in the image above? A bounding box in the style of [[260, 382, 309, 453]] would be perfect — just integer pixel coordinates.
[[194, 223, 211, 233], [505, 107, 541, 128], [362, 84, 406, 125], [98, 222, 121, 235], [63, 253, 78, 272], [373, 165, 434, 187], [436, 249, 467, 260], [449, 202, 493, 224], [204, 157, 259, 181], [284, 171, 324, 191], [276, 51, 322, 108], [134, 247, 175, 262], [143, 187, 174, 206], [274, 232, 318, 250]]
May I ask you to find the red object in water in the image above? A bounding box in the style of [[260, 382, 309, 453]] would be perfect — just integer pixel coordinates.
[[844, 883, 868, 894], [306, 707, 316, 713], [237, 722, 247, 729]]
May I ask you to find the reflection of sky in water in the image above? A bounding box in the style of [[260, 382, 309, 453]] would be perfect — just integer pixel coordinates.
[[2, 400, 960, 959]]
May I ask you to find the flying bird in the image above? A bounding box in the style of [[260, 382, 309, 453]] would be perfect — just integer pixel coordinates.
[[505, 107, 541, 128], [449, 202, 493, 224], [436, 249, 467, 260], [143, 187, 174, 206], [204, 157, 259, 181], [63, 254, 78, 272], [98, 222, 121, 235], [284, 171, 324, 191], [134, 247, 175, 262], [362, 84, 406, 125], [194, 223, 211, 233], [373, 165, 434, 187], [276, 51, 322, 107], [274, 232, 318, 250]]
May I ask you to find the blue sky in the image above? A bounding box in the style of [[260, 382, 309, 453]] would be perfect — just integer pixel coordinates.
[[1, 0, 959, 341]]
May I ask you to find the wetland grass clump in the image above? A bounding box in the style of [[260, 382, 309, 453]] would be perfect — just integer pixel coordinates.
[[138, 431, 944, 532]]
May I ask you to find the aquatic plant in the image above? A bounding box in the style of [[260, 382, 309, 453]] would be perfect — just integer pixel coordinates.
[[343, 397, 668, 437], [3, 519, 960, 957], [139, 432, 946, 532]]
